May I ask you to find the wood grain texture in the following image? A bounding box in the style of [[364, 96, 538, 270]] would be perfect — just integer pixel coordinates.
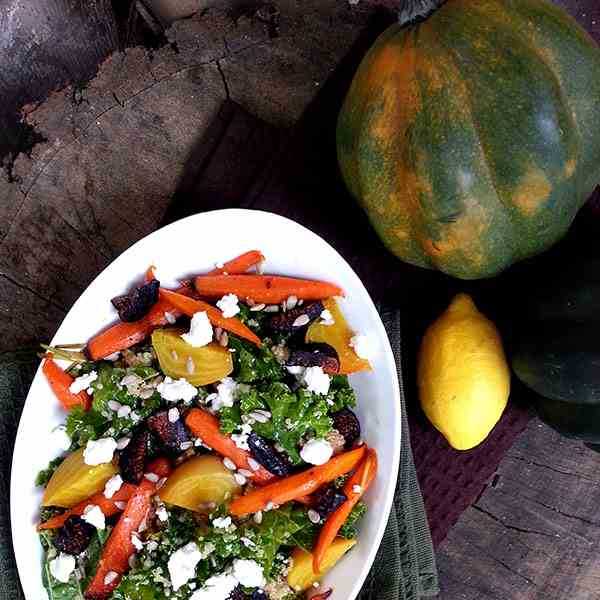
[[1, 1, 600, 599]]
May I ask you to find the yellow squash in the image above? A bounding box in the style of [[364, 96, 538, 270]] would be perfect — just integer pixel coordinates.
[[417, 293, 510, 450], [159, 455, 241, 512], [306, 298, 371, 374], [152, 328, 233, 386], [287, 537, 356, 592], [42, 448, 118, 508]]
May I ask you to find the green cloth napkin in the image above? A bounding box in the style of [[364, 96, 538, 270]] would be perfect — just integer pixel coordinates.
[[0, 308, 437, 600]]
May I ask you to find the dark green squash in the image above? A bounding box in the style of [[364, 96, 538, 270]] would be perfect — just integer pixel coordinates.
[[337, 0, 600, 280], [512, 322, 600, 442]]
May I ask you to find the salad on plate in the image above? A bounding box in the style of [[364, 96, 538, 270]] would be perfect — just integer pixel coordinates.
[[35, 250, 378, 600]]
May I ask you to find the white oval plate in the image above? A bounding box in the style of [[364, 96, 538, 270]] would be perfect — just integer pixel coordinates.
[[11, 209, 401, 600]]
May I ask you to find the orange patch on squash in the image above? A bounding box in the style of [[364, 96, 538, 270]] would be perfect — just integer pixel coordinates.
[[512, 167, 552, 215]]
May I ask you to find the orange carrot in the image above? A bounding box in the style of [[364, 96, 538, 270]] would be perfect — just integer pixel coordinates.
[[208, 251, 265, 275], [84, 458, 172, 599], [185, 409, 276, 485], [38, 484, 136, 530], [159, 288, 261, 347], [86, 286, 191, 360], [312, 448, 377, 573], [42, 357, 91, 411], [195, 275, 344, 304], [228, 447, 366, 517]]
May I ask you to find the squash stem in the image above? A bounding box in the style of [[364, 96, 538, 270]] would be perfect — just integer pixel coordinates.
[[399, 0, 446, 27]]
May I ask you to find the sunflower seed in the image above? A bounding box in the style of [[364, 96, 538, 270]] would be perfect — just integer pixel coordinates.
[[292, 314, 310, 327], [286, 295, 298, 310], [264, 305, 279, 313], [247, 457, 261, 472], [250, 303, 266, 312], [238, 469, 253, 478], [308, 509, 321, 524], [253, 511, 263, 524], [186, 356, 195, 374], [234, 473, 247, 485], [223, 457, 237, 471]]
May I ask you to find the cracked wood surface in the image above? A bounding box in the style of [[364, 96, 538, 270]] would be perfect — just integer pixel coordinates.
[[2, 1, 600, 599]]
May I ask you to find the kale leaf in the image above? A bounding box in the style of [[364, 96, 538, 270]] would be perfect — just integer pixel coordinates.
[[36, 456, 66, 487]]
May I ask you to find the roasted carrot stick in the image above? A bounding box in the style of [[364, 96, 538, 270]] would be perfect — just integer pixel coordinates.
[[194, 275, 344, 304], [84, 458, 172, 599], [228, 447, 366, 517], [208, 251, 265, 275], [38, 484, 136, 530], [185, 409, 276, 485], [159, 288, 261, 347], [312, 448, 377, 573], [42, 357, 91, 411]]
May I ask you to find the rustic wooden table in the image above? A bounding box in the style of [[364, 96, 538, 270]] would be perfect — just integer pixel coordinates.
[[2, 1, 600, 598]]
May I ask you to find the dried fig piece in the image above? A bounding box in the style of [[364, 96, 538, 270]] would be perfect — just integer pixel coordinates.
[[331, 408, 360, 449], [52, 515, 95, 555], [147, 410, 190, 456], [119, 427, 150, 484], [267, 301, 324, 333], [312, 486, 347, 519], [287, 343, 339, 374], [111, 278, 160, 322], [247, 432, 292, 478]]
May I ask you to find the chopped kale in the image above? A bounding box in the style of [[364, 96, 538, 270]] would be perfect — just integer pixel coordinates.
[[36, 455, 66, 487]]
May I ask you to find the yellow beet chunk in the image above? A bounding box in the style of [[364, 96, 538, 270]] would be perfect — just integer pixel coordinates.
[[42, 448, 117, 508], [306, 298, 371, 375], [159, 455, 242, 512], [287, 537, 357, 592], [152, 328, 233, 386]]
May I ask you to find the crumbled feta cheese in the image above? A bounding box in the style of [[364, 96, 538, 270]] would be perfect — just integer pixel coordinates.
[[49, 425, 72, 454], [146, 540, 159, 552], [240, 537, 256, 548], [233, 559, 266, 588], [108, 400, 121, 412], [103, 474, 123, 499], [212, 516, 232, 529], [105, 351, 120, 361], [216, 293, 240, 318], [69, 370, 98, 394], [131, 532, 144, 551], [319, 309, 335, 325], [349, 334, 375, 360], [168, 542, 203, 591], [49, 553, 76, 583], [117, 404, 131, 419], [353, 484, 362, 494], [286, 365, 305, 376], [168, 407, 180, 423], [83, 437, 117, 466], [303, 366, 330, 395], [82, 505, 106, 530], [231, 423, 253, 451], [103, 571, 118, 586], [189, 571, 238, 600], [215, 261, 225, 269], [300, 438, 334, 466], [209, 377, 238, 411], [181, 311, 213, 348], [156, 506, 169, 522], [144, 473, 159, 482], [116, 436, 131, 450], [157, 376, 197, 403]]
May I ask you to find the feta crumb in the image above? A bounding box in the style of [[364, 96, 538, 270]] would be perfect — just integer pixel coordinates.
[[156, 506, 169, 522], [103, 571, 118, 586], [353, 484, 362, 494], [144, 473, 159, 482], [49, 553, 76, 583], [181, 311, 213, 348], [300, 438, 334, 466], [117, 404, 131, 419], [168, 407, 180, 423], [349, 334, 375, 360], [168, 542, 202, 591], [69, 370, 98, 394], [49, 425, 72, 454], [131, 532, 144, 551], [83, 437, 117, 466], [216, 293, 240, 318], [157, 376, 198, 403], [114, 501, 127, 510], [233, 559, 266, 588], [303, 366, 330, 395], [108, 400, 121, 412], [103, 474, 123, 499], [189, 571, 238, 600], [105, 352, 120, 361], [82, 504, 106, 530], [209, 377, 238, 411], [146, 540, 159, 552], [231, 423, 253, 451], [116, 436, 131, 450], [286, 365, 305, 376], [319, 309, 335, 325], [240, 537, 256, 548], [212, 516, 232, 529]]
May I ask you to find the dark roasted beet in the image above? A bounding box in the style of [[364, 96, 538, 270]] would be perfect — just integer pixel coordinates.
[[251, 590, 268, 600], [311, 590, 333, 600], [248, 432, 292, 478], [331, 408, 361, 449], [111, 278, 160, 322], [228, 585, 268, 600], [119, 427, 150, 484], [287, 343, 339, 373], [147, 410, 190, 456], [52, 516, 95, 555], [267, 301, 324, 333], [312, 486, 347, 519]]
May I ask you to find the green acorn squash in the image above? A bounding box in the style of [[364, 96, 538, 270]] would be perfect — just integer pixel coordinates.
[[337, 0, 600, 280], [512, 322, 600, 442]]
